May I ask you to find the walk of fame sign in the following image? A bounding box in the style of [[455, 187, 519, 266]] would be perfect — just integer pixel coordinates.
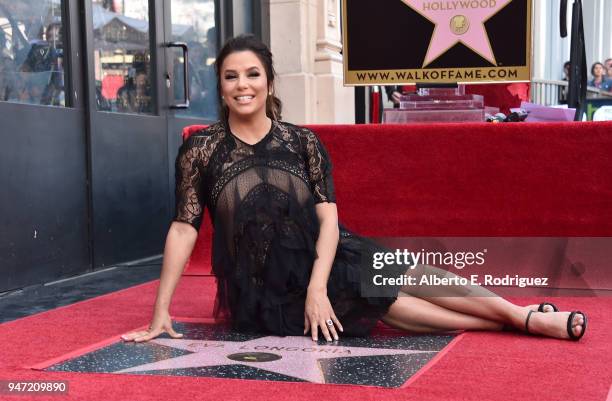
[[342, 0, 532, 85], [42, 321, 456, 388]]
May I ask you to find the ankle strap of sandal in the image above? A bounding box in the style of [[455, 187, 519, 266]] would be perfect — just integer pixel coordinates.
[[525, 310, 535, 334]]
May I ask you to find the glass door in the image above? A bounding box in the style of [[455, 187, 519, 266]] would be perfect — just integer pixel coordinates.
[[84, 0, 171, 267]]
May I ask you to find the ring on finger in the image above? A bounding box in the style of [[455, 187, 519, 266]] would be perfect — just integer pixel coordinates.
[[326, 319, 333, 326]]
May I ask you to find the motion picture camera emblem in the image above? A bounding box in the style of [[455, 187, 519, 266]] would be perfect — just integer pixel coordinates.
[[450, 15, 470, 35]]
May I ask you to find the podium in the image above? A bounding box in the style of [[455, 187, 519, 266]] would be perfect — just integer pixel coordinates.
[[383, 86, 484, 123]]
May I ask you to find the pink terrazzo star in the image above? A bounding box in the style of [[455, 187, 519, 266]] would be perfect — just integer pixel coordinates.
[[401, 0, 512, 66], [117, 336, 433, 383]]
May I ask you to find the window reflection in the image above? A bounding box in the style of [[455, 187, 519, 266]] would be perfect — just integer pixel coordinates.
[[92, 0, 152, 114], [171, 0, 218, 119], [0, 1, 65, 107]]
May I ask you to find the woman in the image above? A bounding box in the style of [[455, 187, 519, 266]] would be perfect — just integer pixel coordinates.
[[122, 35, 586, 344], [588, 62, 612, 91]]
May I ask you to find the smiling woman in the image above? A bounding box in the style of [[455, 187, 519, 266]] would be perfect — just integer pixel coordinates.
[[219, 51, 272, 143], [215, 35, 282, 127], [122, 34, 588, 345]]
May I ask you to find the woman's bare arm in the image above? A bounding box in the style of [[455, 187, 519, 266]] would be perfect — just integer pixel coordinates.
[[122, 221, 198, 342], [308, 203, 340, 292], [304, 202, 343, 341], [154, 222, 199, 312]]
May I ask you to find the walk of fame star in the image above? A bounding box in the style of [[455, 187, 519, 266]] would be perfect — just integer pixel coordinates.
[[118, 336, 433, 383], [401, 0, 512, 67], [44, 322, 457, 388]]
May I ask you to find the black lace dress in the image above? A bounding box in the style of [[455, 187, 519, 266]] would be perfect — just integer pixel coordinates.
[[174, 120, 398, 336]]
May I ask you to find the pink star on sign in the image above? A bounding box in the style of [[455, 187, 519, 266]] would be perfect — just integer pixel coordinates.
[[401, 0, 512, 67]]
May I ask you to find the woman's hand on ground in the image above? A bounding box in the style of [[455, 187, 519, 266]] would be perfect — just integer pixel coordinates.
[[304, 287, 343, 342], [121, 309, 183, 343]]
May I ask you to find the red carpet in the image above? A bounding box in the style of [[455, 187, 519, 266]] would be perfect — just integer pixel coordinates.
[[3, 121, 611, 399], [1, 276, 610, 401], [183, 121, 612, 275]]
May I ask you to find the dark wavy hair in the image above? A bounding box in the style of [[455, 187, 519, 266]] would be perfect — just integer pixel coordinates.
[[214, 34, 282, 121]]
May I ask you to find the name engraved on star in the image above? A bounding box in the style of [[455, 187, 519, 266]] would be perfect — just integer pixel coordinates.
[[423, 0, 499, 11], [186, 342, 353, 354], [238, 346, 352, 354], [188, 342, 223, 349]]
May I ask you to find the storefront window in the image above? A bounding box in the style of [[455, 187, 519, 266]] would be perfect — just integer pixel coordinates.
[[92, 0, 152, 114], [171, 0, 218, 119], [0, 0, 66, 107]]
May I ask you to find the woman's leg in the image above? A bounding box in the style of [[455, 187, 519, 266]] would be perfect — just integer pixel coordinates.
[[397, 264, 585, 339], [382, 292, 503, 333]]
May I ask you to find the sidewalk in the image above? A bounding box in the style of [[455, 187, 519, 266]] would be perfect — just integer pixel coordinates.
[[0, 260, 162, 323]]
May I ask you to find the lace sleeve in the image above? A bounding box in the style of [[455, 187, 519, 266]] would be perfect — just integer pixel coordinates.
[[174, 135, 205, 231], [300, 127, 336, 203]]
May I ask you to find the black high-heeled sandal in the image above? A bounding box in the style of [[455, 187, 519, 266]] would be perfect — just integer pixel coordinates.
[[525, 310, 587, 341]]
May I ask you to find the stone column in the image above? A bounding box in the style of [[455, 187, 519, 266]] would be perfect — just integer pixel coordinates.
[[314, 0, 355, 123], [269, 0, 354, 124], [269, 0, 318, 124]]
